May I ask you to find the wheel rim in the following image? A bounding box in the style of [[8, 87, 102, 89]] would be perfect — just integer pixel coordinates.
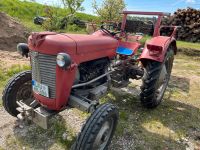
[[16, 81, 34, 105], [156, 65, 168, 100], [156, 50, 174, 100], [93, 118, 114, 150]]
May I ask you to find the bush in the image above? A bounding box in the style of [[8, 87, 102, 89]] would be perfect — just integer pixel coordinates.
[[67, 24, 84, 32], [42, 5, 63, 31]]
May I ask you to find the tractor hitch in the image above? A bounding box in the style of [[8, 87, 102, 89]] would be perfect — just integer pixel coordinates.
[[16, 101, 56, 129]]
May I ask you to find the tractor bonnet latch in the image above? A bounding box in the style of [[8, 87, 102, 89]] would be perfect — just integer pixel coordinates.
[[30, 32, 57, 47]]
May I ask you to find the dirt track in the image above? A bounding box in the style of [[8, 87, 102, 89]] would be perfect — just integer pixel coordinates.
[[0, 50, 28, 68]]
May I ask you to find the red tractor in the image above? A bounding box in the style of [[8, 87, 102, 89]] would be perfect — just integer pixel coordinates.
[[2, 11, 178, 149]]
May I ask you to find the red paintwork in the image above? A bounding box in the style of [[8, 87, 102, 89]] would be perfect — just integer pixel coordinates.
[[140, 36, 176, 62], [29, 31, 118, 63], [67, 32, 118, 56], [29, 31, 118, 110], [33, 65, 77, 110], [120, 11, 177, 62], [126, 35, 143, 41], [122, 11, 170, 16], [121, 11, 170, 37], [28, 11, 177, 111]]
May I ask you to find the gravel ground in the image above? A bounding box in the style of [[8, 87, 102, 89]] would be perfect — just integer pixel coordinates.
[[0, 51, 200, 149]]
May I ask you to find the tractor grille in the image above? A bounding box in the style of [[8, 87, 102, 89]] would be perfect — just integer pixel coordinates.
[[30, 51, 56, 99]]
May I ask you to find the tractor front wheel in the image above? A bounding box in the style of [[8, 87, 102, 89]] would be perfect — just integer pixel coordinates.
[[140, 47, 174, 108], [72, 103, 119, 150], [2, 70, 34, 117]]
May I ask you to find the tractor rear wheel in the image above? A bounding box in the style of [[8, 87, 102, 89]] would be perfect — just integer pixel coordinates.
[[2, 70, 34, 117], [72, 103, 119, 150], [140, 47, 174, 108]]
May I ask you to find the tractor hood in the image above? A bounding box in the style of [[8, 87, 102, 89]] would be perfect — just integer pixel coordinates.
[[66, 31, 119, 55], [28, 31, 119, 56]]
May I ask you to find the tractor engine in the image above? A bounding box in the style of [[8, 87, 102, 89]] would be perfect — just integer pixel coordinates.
[[76, 58, 109, 85], [73, 58, 110, 100]]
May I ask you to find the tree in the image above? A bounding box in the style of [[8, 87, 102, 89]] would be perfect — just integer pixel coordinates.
[[92, 0, 126, 21], [42, 5, 62, 31], [61, 0, 85, 15]]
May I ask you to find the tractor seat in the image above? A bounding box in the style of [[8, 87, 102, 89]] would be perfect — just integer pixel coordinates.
[[117, 41, 141, 56]]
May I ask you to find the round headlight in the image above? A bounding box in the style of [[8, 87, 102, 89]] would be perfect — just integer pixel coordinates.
[[56, 53, 71, 68]]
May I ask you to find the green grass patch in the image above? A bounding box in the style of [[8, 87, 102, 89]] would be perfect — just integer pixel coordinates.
[[0, 0, 99, 33], [177, 40, 200, 50], [0, 0, 98, 32], [0, 0, 98, 22], [21, 20, 43, 32], [105, 61, 200, 149], [140, 35, 200, 51]]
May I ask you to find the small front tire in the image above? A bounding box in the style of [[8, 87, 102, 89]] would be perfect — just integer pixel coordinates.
[[72, 103, 119, 150], [2, 70, 34, 117]]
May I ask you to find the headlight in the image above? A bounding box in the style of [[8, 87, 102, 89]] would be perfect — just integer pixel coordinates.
[[56, 53, 71, 68]]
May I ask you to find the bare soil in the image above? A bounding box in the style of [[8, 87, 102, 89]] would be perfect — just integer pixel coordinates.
[[0, 12, 28, 51], [0, 50, 29, 68]]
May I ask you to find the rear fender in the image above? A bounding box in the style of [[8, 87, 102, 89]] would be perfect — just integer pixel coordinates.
[[139, 36, 177, 63]]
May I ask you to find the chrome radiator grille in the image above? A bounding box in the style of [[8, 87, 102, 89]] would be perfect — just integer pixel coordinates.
[[30, 51, 56, 99]]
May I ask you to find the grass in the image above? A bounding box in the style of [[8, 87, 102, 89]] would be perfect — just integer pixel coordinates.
[[0, 64, 30, 103], [106, 53, 200, 149], [1, 0, 200, 52], [140, 35, 200, 51], [0, 0, 98, 22], [0, 0, 200, 148], [0, 50, 200, 149], [0, 0, 98, 32], [21, 20, 43, 32], [177, 40, 200, 50]]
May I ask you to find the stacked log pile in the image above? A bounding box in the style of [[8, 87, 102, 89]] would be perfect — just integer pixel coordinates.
[[162, 7, 200, 42], [125, 20, 154, 35]]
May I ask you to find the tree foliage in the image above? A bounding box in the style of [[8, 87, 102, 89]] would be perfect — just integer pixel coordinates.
[[92, 0, 126, 21], [42, 5, 62, 31], [61, 0, 85, 15]]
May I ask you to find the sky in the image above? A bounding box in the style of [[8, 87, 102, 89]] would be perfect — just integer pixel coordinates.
[[35, 0, 200, 15]]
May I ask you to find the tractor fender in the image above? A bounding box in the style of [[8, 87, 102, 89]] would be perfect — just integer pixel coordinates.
[[139, 36, 177, 62]]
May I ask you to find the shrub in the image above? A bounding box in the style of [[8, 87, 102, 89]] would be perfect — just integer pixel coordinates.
[[67, 24, 83, 32]]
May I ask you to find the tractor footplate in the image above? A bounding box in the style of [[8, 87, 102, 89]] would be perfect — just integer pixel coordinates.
[[16, 101, 56, 129]]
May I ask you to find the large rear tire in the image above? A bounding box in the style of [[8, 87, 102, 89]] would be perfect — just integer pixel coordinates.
[[2, 70, 34, 117], [140, 47, 174, 108], [72, 103, 119, 150]]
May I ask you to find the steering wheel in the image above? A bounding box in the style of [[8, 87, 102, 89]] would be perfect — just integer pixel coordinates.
[[100, 25, 121, 36]]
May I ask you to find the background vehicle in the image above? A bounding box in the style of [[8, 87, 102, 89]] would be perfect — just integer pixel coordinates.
[[33, 16, 48, 25], [2, 11, 178, 149]]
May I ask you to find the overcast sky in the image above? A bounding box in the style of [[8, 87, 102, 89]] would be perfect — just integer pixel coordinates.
[[35, 0, 200, 14]]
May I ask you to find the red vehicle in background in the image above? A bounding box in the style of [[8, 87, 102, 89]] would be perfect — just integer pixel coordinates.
[[2, 11, 178, 149]]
